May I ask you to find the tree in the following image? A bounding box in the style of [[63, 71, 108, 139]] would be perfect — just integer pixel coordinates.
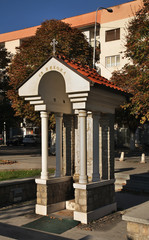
[[0, 46, 17, 135], [111, 0, 149, 125], [8, 19, 93, 125]]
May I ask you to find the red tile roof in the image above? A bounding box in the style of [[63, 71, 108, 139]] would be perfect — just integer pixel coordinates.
[[57, 55, 126, 93]]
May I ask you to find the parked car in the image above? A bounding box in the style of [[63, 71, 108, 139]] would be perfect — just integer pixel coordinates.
[[6, 135, 23, 146], [23, 134, 40, 145], [0, 134, 3, 145]]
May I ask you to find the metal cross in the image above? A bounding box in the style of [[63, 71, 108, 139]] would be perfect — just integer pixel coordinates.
[[50, 38, 58, 56]]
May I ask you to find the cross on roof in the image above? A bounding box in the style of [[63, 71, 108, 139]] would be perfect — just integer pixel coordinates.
[[50, 39, 58, 56]]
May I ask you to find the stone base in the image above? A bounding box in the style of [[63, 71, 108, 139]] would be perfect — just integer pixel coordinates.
[[36, 201, 66, 215], [74, 202, 117, 224], [122, 201, 149, 240], [73, 179, 116, 224], [35, 176, 74, 216]]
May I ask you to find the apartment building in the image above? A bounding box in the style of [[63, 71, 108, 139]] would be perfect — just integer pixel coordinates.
[[0, 0, 142, 80]]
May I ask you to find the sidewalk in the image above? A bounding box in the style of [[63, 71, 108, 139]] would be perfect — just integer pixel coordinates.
[[0, 147, 149, 239], [0, 191, 149, 240]]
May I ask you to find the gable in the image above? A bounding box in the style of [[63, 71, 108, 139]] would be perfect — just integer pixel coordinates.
[[18, 56, 90, 97]]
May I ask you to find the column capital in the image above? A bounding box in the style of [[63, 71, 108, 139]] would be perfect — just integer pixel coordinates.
[[40, 111, 49, 118]]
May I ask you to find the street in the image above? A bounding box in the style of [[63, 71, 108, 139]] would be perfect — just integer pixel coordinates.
[[0, 145, 56, 170]]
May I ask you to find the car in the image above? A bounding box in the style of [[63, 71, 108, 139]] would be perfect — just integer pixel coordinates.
[[23, 134, 40, 145], [0, 134, 3, 145], [6, 135, 23, 146]]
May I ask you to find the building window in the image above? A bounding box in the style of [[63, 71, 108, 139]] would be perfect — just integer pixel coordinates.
[[105, 28, 120, 42], [105, 55, 120, 68]]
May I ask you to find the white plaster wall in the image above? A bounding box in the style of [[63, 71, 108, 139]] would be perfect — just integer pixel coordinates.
[[82, 30, 90, 43], [5, 39, 20, 55], [19, 57, 90, 97], [99, 17, 134, 79]]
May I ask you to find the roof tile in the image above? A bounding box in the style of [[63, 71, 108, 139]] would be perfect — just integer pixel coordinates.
[[57, 55, 126, 93]]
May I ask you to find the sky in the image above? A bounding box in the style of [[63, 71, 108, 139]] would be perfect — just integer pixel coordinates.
[[0, 0, 133, 34]]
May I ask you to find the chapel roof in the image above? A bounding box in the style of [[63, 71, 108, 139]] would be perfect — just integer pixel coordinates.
[[57, 55, 126, 94], [18, 55, 127, 96]]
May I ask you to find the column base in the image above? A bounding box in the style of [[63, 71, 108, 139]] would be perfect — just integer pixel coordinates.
[[73, 179, 116, 224], [36, 202, 66, 216], [41, 172, 49, 180], [74, 202, 117, 224], [79, 175, 88, 184]]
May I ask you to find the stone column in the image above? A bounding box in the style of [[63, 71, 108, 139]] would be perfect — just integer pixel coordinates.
[[55, 113, 63, 177], [92, 113, 100, 182], [63, 115, 75, 176], [99, 114, 114, 180], [40, 111, 49, 180], [78, 110, 87, 184]]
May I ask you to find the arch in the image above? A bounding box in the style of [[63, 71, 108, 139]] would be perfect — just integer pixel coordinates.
[[38, 71, 72, 114]]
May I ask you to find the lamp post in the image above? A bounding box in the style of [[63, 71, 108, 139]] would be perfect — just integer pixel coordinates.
[[93, 7, 113, 69], [3, 122, 6, 145]]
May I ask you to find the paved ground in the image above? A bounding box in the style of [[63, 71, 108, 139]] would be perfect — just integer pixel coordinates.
[[0, 145, 56, 170], [0, 192, 149, 240], [0, 145, 149, 239], [1, 145, 149, 175]]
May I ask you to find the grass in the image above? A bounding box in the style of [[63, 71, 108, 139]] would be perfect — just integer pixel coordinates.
[[0, 168, 55, 181]]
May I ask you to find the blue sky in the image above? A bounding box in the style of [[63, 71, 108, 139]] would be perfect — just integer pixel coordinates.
[[0, 0, 133, 34]]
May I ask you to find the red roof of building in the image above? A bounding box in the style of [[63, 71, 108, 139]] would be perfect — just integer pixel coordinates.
[[57, 55, 126, 94], [0, 0, 142, 43]]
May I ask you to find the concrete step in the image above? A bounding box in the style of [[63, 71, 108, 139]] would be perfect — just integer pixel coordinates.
[[66, 199, 75, 211], [115, 172, 149, 193], [114, 173, 130, 192], [123, 180, 149, 193], [115, 184, 123, 192]]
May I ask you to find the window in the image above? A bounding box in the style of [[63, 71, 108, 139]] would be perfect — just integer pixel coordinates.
[[105, 28, 120, 42], [105, 55, 120, 68]]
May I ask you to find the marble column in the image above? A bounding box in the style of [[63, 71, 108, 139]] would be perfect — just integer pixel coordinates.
[[55, 113, 63, 177], [78, 110, 87, 184], [40, 111, 49, 180], [92, 113, 100, 182]]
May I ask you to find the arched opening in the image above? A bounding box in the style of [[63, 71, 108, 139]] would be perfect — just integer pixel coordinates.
[[38, 71, 72, 114]]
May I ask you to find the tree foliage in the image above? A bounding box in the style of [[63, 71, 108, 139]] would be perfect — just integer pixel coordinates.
[[8, 20, 93, 125], [111, 0, 149, 125], [0, 46, 17, 133]]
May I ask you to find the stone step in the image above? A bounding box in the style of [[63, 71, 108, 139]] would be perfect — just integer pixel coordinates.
[[66, 199, 75, 211], [130, 174, 149, 182], [123, 180, 149, 193], [115, 171, 149, 193], [114, 173, 130, 192], [115, 173, 130, 181], [115, 184, 123, 192]]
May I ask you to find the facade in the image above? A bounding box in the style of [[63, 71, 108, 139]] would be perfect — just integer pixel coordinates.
[[0, 0, 143, 79]]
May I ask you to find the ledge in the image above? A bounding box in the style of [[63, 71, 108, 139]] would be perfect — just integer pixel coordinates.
[[73, 179, 114, 190], [35, 176, 72, 185], [122, 201, 149, 225], [0, 178, 35, 187]]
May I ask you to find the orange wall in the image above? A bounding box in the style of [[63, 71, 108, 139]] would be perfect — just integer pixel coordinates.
[[0, 0, 143, 43]]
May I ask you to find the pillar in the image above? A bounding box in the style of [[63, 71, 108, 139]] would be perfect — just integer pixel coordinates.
[[78, 110, 87, 184], [55, 113, 63, 177], [99, 114, 114, 180], [92, 113, 100, 182], [40, 111, 49, 180]]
